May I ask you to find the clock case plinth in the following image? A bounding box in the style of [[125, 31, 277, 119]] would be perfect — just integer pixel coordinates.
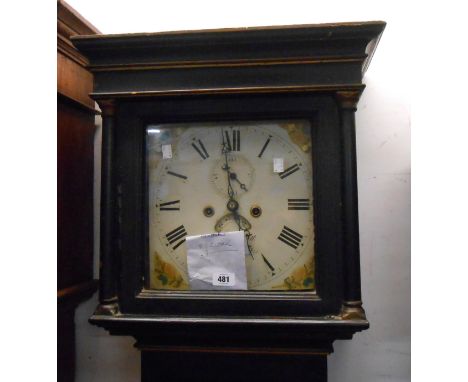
[[73, 21, 385, 381]]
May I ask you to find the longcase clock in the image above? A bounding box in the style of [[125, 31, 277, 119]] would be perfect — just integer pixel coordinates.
[[73, 21, 386, 382]]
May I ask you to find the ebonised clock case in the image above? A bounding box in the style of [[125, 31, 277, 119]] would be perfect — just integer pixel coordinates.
[[72, 22, 386, 381], [113, 92, 344, 317]]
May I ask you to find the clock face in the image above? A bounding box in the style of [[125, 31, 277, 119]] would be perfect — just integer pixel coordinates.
[[147, 120, 315, 291]]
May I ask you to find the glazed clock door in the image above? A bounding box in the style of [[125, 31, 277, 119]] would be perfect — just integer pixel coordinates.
[[147, 120, 315, 291]]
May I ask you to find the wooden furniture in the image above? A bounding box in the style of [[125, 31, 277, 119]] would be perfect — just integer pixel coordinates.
[[73, 22, 385, 382], [57, 1, 99, 381]]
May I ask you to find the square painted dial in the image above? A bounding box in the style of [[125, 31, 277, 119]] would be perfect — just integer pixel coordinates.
[[147, 120, 315, 291]]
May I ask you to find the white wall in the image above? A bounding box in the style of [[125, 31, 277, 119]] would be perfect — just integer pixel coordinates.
[[71, 1, 410, 381], [329, 75, 410, 382]]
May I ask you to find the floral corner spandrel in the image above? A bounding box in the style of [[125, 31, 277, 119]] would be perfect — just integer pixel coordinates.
[[272, 259, 315, 291], [151, 252, 189, 290], [280, 121, 312, 153]]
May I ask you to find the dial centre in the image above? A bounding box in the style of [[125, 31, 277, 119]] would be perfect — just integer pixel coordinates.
[[227, 199, 239, 212]]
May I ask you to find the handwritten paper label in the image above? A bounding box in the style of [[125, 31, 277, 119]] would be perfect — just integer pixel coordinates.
[[273, 158, 284, 173], [186, 231, 247, 290], [162, 144, 172, 159]]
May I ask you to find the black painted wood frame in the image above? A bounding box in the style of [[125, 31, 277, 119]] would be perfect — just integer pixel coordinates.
[[72, 21, 385, 355]]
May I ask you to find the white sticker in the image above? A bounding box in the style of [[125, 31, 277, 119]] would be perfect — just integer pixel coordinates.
[[162, 144, 172, 159], [212, 272, 235, 286], [273, 158, 284, 173]]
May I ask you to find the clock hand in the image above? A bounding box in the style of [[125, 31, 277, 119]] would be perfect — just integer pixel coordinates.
[[243, 225, 255, 259], [221, 164, 248, 192], [221, 131, 248, 193], [226, 202, 255, 259], [214, 211, 255, 259], [221, 130, 254, 258], [222, 136, 236, 200], [261, 254, 276, 275], [214, 213, 252, 232]]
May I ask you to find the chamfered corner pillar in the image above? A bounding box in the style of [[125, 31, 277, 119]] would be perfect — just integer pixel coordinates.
[[96, 99, 119, 311], [335, 90, 366, 320]]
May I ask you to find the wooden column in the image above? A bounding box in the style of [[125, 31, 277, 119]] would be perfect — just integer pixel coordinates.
[[336, 90, 366, 320], [96, 100, 119, 310]]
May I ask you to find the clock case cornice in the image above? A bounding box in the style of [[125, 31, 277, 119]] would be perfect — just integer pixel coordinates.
[[72, 22, 385, 354], [71, 21, 385, 100]]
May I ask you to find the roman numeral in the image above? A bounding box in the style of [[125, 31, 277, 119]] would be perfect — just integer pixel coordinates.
[[165, 225, 187, 250], [288, 198, 310, 210], [278, 226, 303, 249], [279, 163, 300, 179], [158, 200, 180, 211], [167, 170, 187, 180], [258, 136, 272, 158], [224, 130, 240, 151], [192, 139, 210, 159]]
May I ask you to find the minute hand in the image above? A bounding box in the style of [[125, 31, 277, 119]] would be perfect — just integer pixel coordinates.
[[221, 131, 254, 258], [221, 135, 236, 200]]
